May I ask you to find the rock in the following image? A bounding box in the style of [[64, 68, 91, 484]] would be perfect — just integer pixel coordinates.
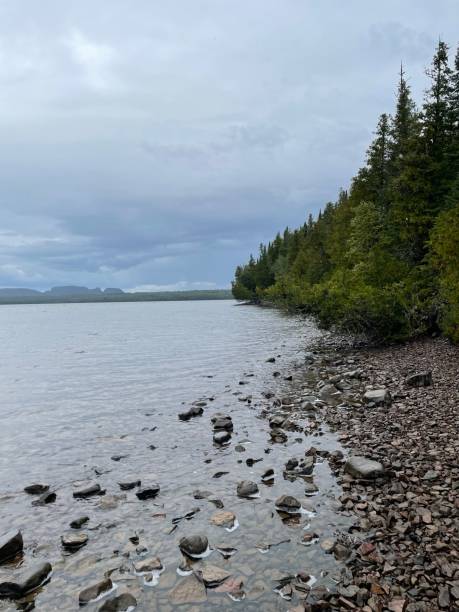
[[266, 357, 276, 363], [234, 444, 245, 452], [405, 371, 432, 387], [0, 530, 23, 564], [118, 480, 141, 491], [422, 470, 438, 481], [213, 431, 231, 445], [304, 482, 319, 495], [20, 562, 53, 594], [320, 538, 335, 553], [275, 495, 301, 512], [179, 535, 209, 557], [236, 481, 259, 498], [24, 484, 49, 495], [179, 406, 203, 421], [0, 562, 52, 599], [195, 564, 231, 587], [193, 490, 212, 500], [319, 384, 339, 401], [211, 511, 236, 528], [269, 428, 288, 443], [79, 579, 113, 605], [438, 586, 450, 608], [70, 516, 89, 529], [61, 533, 88, 550], [261, 468, 274, 480], [133, 557, 162, 573], [363, 388, 391, 406], [98, 593, 137, 611], [344, 456, 384, 479], [32, 490, 56, 505], [169, 575, 207, 605], [110, 455, 128, 462], [269, 415, 286, 428], [211, 415, 233, 431], [73, 483, 104, 498], [136, 484, 160, 500]]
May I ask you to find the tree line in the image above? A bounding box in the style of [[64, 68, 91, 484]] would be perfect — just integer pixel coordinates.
[[232, 41, 459, 343]]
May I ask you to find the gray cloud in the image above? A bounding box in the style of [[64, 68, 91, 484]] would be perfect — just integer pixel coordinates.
[[0, 0, 457, 289]]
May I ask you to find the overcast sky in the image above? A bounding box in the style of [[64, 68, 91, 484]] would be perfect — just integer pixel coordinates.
[[0, 1, 457, 291]]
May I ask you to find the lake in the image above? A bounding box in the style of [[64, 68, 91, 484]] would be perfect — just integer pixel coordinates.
[[0, 300, 351, 610]]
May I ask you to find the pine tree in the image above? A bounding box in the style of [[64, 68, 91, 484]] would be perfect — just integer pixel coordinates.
[[389, 64, 417, 174]]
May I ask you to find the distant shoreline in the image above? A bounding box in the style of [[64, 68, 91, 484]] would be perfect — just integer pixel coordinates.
[[0, 289, 233, 305]]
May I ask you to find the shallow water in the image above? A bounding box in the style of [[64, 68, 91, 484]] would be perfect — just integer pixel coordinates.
[[0, 300, 351, 610]]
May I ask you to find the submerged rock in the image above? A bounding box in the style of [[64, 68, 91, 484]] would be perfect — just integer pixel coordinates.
[[237, 481, 259, 498], [210, 511, 236, 528], [179, 535, 209, 558], [79, 578, 113, 606], [98, 593, 137, 611], [32, 490, 56, 505], [61, 533, 88, 551], [195, 564, 231, 587], [211, 415, 233, 431], [344, 456, 384, 479], [0, 530, 23, 564], [169, 575, 207, 605], [179, 406, 203, 421], [118, 480, 141, 491], [133, 557, 162, 573], [70, 516, 89, 529]]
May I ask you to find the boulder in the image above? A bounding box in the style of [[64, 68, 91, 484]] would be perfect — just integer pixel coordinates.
[[405, 371, 432, 387], [211, 415, 233, 431], [136, 484, 160, 500], [79, 578, 113, 606], [0, 530, 23, 564], [0, 562, 52, 599], [269, 415, 286, 429], [363, 389, 391, 406], [99, 593, 137, 611], [236, 481, 259, 498], [344, 456, 384, 479], [32, 490, 56, 505], [179, 535, 209, 558]]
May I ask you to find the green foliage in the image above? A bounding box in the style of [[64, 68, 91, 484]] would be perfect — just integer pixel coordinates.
[[232, 41, 459, 343]]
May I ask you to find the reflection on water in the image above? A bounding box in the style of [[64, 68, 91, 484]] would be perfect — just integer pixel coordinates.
[[0, 301, 351, 610]]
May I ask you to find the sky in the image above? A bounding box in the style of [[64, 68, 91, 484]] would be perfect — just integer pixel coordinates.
[[0, 1, 458, 291]]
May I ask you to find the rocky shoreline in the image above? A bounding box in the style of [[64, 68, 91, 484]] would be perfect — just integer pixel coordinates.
[[0, 326, 457, 611], [313, 336, 459, 611]]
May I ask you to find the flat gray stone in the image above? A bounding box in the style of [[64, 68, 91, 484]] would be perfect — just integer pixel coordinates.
[[344, 456, 384, 479], [363, 389, 391, 406]]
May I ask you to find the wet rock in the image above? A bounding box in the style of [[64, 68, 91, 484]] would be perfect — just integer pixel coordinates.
[[79, 578, 113, 606], [0, 530, 23, 564], [363, 388, 391, 406], [211, 415, 233, 431], [73, 483, 104, 498], [275, 495, 301, 512], [261, 468, 274, 481], [319, 384, 339, 401], [193, 489, 212, 499], [212, 471, 229, 479], [344, 456, 384, 479], [169, 575, 207, 605], [266, 357, 276, 363], [246, 458, 263, 467], [234, 444, 245, 452], [405, 371, 432, 387], [118, 480, 141, 491], [320, 538, 335, 553], [179, 535, 209, 557], [133, 557, 162, 573], [211, 511, 236, 528], [269, 415, 286, 428], [136, 484, 160, 500], [0, 562, 52, 599], [269, 428, 287, 443], [32, 490, 56, 505], [110, 455, 128, 462], [213, 431, 231, 445], [98, 593, 137, 611], [216, 546, 237, 559], [70, 516, 89, 529], [178, 405, 203, 421], [237, 480, 259, 498], [24, 484, 49, 495], [304, 482, 319, 495], [61, 533, 88, 551], [195, 564, 231, 587]]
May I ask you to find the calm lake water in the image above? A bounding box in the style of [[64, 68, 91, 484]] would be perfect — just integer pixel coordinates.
[[0, 300, 351, 611]]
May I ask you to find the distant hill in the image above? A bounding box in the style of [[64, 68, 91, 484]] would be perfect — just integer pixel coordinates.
[[0, 286, 232, 304]]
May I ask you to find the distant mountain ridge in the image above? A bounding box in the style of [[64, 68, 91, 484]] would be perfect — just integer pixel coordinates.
[[0, 286, 125, 297]]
